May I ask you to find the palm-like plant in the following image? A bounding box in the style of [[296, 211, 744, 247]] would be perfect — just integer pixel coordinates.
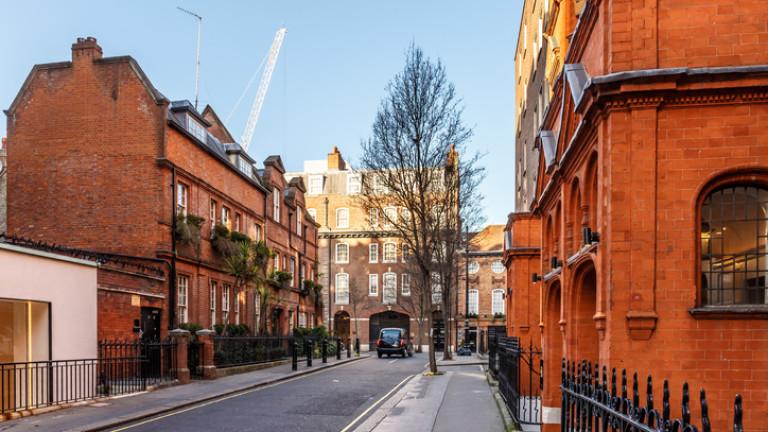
[[224, 240, 273, 335]]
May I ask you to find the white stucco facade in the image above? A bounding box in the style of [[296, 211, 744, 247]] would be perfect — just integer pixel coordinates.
[[0, 242, 98, 362]]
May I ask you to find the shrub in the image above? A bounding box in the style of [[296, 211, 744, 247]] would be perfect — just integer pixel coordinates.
[[229, 231, 251, 244], [225, 324, 251, 336], [212, 224, 238, 256], [175, 214, 204, 252], [213, 324, 226, 335], [178, 322, 204, 334]]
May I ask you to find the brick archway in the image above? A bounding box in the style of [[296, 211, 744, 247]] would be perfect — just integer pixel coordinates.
[[569, 259, 598, 364], [542, 280, 563, 414]]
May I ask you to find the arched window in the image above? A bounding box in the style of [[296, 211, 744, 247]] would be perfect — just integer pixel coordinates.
[[468, 261, 480, 274], [383, 273, 397, 304], [700, 184, 768, 305], [335, 273, 349, 305], [491, 289, 505, 315], [335, 243, 349, 263]]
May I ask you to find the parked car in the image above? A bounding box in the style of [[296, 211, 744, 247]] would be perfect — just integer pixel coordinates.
[[457, 344, 473, 356], [376, 328, 413, 358]]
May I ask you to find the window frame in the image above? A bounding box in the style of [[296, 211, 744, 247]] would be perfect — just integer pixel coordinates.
[[308, 175, 324, 195], [383, 207, 397, 229], [177, 275, 189, 324], [176, 183, 188, 216], [368, 274, 379, 296], [347, 174, 361, 194], [221, 206, 231, 230], [210, 280, 218, 328], [491, 260, 505, 274], [383, 242, 397, 263], [335, 243, 349, 264], [491, 289, 505, 315], [336, 208, 349, 229], [383, 272, 397, 304], [369, 243, 379, 263], [401, 274, 411, 296], [468, 261, 480, 274], [468, 289, 479, 315], [296, 207, 303, 236], [222, 284, 230, 324], [335, 273, 349, 305], [273, 187, 281, 223]]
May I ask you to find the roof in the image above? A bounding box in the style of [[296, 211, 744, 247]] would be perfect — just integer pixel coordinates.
[[202, 105, 236, 144], [5, 56, 169, 116], [468, 225, 505, 252], [264, 155, 286, 173]]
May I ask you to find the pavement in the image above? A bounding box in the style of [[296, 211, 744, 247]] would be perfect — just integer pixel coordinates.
[[353, 355, 505, 432]]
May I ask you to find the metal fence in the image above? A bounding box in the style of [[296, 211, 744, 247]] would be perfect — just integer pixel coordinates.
[[489, 335, 543, 426], [561, 360, 744, 432], [213, 336, 291, 368], [1, 339, 177, 415]]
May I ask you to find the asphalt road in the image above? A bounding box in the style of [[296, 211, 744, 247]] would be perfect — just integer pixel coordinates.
[[108, 353, 427, 432]]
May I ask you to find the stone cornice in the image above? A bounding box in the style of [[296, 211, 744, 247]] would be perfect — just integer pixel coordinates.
[[319, 230, 400, 240]]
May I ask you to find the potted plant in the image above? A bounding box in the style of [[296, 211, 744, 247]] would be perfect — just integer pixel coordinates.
[[175, 214, 205, 254]]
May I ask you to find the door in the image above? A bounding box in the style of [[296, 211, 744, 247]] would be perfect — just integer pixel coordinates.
[[140, 307, 161, 341], [369, 311, 410, 351]]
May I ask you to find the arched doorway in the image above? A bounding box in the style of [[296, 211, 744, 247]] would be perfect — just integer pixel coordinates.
[[270, 308, 283, 336], [431, 310, 445, 352], [543, 281, 563, 410], [334, 311, 351, 346], [369, 311, 410, 351], [572, 262, 598, 364]]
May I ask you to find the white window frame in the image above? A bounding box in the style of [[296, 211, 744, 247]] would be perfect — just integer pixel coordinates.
[[210, 280, 218, 328], [296, 207, 303, 236], [272, 187, 281, 223], [347, 174, 361, 194], [290, 257, 296, 286], [253, 224, 262, 241], [383, 242, 397, 263], [176, 183, 188, 216], [369, 208, 379, 227], [335, 243, 349, 263], [177, 275, 189, 324], [298, 312, 307, 328], [383, 207, 397, 229], [234, 289, 241, 324], [222, 284, 230, 324], [308, 175, 324, 195], [307, 208, 317, 221], [431, 273, 442, 305], [491, 260, 505, 274], [336, 208, 349, 229], [383, 272, 397, 304], [273, 253, 280, 271], [238, 157, 252, 176], [221, 206, 231, 230], [468, 261, 480, 274], [401, 274, 411, 296], [401, 208, 411, 224], [492, 289, 505, 315], [335, 273, 349, 305], [209, 199, 216, 228], [369, 243, 379, 263], [186, 114, 207, 142], [368, 274, 379, 296], [235, 213, 241, 232], [468, 289, 479, 315]]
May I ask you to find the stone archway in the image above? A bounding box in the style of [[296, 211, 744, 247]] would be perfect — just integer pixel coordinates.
[[334, 311, 351, 347], [571, 261, 598, 364], [369, 311, 410, 351]]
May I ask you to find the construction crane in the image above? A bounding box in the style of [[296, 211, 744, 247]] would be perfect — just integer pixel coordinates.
[[241, 27, 287, 151]]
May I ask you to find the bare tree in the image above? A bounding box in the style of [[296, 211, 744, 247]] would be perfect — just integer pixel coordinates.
[[398, 267, 429, 354], [357, 45, 485, 373], [347, 276, 366, 349]]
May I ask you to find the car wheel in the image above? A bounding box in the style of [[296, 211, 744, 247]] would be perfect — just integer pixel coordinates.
[[387, 354, 391, 358], [377, 351, 382, 358]]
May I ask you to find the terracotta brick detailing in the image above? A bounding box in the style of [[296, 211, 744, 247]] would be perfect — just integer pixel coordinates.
[[511, 1, 768, 430]]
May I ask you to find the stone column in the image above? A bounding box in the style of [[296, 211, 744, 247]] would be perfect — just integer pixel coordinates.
[[195, 329, 217, 379], [169, 328, 191, 384]]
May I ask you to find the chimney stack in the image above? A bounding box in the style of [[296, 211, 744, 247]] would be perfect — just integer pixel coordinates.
[[327, 146, 346, 171], [71, 37, 103, 63]]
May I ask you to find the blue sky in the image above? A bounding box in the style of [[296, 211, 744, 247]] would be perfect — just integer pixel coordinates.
[[1, 1, 522, 225]]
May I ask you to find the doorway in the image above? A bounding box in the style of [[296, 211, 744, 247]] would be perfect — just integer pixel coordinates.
[[334, 311, 351, 347], [369, 311, 410, 350], [140, 307, 161, 341]]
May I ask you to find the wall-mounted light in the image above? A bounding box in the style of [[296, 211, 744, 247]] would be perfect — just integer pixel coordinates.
[[582, 227, 600, 245], [551, 256, 562, 269], [532, 273, 543, 283]]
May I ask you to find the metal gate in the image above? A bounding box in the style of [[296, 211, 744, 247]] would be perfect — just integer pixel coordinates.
[[489, 336, 542, 427]]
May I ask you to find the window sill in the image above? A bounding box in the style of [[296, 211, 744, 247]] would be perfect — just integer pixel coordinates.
[[688, 305, 768, 319]]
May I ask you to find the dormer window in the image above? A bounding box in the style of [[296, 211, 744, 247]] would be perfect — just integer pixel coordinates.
[[238, 157, 252, 176], [296, 207, 303, 236], [347, 174, 361, 194], [308, 175, 324, 195], [186, 114, 207, 143]]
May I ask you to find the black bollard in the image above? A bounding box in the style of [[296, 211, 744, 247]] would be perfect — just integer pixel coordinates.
[[355, 337, 360, 356], [336, 337, 341, 360], [322, 338, 328, 363], [292, 341, 298, 371], [306, 339, 313, 367], [347, 340, 351, 358]]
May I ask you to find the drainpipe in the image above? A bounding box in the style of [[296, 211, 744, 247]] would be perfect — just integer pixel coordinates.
[[170, 167, 178, 330]]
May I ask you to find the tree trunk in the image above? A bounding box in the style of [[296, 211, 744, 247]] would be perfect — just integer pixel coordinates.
[[414, 319, 423, 353], [428, 328, 437, 373], [442, 307, 453, 361]]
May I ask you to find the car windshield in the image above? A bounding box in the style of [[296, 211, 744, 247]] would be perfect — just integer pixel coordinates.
[[380, 329, 401, 343]]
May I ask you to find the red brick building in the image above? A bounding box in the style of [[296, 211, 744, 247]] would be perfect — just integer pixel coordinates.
[[456, 225, 508, 351], [4, 37, 320, 340], [506, 1, 768, 431]]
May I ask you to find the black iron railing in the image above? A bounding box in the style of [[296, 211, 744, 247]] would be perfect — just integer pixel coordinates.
[[1, 339, 178, 414], [188, 339, 204, 378], [213, 336, 291, 368], [489, 335, 543, 425], [561, 360, 744, 432]]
